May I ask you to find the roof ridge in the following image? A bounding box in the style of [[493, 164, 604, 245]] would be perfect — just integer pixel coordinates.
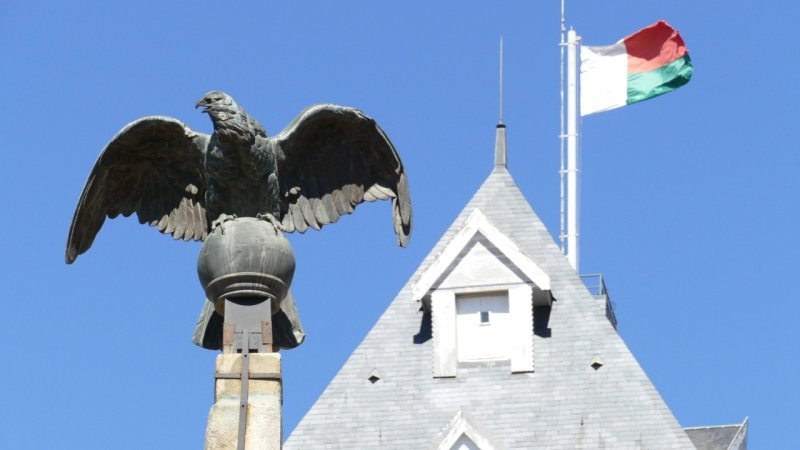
[[683, 422, 747, 430]]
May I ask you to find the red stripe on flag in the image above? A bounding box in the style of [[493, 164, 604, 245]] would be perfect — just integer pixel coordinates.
[[623, 21, 688, 74]]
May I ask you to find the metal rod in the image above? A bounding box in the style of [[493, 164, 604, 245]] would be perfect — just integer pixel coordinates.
[[567, 28, 579, 271], [237, 331, 250, 450], [495, 36, 508, 168], [499, 36, 504, 125], [559, 0, 566, 253]]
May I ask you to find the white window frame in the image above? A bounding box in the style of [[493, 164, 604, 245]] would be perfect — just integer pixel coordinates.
[[433, 284, 534, 377]]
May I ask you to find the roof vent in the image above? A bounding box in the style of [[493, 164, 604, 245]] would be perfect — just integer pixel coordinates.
[[590, 355, 604, 370], [368, 368, 382, 384]]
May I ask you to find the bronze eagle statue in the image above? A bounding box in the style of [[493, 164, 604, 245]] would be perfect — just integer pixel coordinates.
[[65, 92, 412, 350], [65, 91, 412, 264]]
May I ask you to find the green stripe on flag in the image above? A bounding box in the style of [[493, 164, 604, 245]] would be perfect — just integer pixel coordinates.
[[627, 54, 693, 105]]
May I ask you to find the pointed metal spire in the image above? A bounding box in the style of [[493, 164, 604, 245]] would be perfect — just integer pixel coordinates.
[[495, 36, 507, 169]]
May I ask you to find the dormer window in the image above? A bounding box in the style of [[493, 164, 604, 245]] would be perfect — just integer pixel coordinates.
[[451, 434, 480, 450], [432, 408, 502, 450], [417, 209, 551, 378]]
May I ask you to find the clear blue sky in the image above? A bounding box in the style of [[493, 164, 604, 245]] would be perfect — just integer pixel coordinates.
[[1, 1, 796, 448]]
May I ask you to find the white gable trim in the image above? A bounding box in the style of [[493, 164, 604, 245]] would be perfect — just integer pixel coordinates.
[[413, 208, 551, 302], [431, 408, 505, 450], [509, 285, 535, 373]]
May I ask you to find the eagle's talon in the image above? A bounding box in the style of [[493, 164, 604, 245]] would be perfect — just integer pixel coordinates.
[[211, 214, 238, 234], [257, 213, 285, 232]]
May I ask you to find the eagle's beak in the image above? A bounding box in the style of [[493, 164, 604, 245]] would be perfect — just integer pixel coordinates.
[[196, 99, 213, 114]]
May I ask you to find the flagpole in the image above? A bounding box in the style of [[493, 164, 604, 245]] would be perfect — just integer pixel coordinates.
[[566, 28, 580, 272], [559, 0, 566, 255]]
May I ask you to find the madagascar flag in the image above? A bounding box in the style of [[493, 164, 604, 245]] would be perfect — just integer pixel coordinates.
[[580, 21, 693, 116]]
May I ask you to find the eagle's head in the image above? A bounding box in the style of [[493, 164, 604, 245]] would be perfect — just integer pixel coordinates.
[[195, 91, 239, 121], [196, 91, 267, 138]]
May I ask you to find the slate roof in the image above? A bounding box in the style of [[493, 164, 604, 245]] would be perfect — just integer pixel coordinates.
[[286, 162, 698, 449], [684, 420, 748, 450]]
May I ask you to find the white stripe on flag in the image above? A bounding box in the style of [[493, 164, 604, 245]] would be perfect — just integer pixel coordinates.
[[580, 43, 628, 116]]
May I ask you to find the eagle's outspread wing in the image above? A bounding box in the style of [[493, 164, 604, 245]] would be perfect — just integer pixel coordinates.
[[273, 104, 412, 246], [65, 116, 210, 264]]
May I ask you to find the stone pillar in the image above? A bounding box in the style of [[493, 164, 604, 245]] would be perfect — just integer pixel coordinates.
[[198, 219, 291, 449], [205, 353, 282, 450]]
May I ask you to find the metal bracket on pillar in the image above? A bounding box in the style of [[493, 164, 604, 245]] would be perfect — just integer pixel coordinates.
[[238, 331, 251, 450], [222, 297, 274, 354], [219, 297, 275, 450]]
